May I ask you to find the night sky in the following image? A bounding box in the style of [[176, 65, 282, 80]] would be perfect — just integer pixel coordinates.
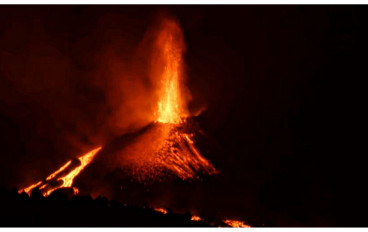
[[0, 6, 367, 226]]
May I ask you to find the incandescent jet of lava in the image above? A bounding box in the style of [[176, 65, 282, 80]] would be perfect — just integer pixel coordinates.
[[155, 18, 187, 124]]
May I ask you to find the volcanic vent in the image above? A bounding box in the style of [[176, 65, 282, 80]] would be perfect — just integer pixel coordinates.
[[19, 18, 217, 199]]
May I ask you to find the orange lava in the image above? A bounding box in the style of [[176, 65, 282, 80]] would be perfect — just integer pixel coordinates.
[[191, 216, 202, 221], [58, 147, 101, 188], [18, 180, 42, 195], [45, 160, 71, 181], [118, 123, 217, 181], [154, 19, 187, 124], [224, 219, 251, 228], [154, 208, 168, 214], [19, 147, 102, 197]]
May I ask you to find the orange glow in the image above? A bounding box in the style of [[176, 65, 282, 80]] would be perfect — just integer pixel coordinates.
[[116, 18, 217, 182], [43, 146, 102, 196], [118, 123, 217, 181], [58, 147, 101, 188], [19, 147, 102, 197], [191, 216, 202, 221], [18, 180, 42, 195], [155, 19, 187, 124], [46, 160, 71, 181], [224, 219, 251, 228], [72, 187, 79, 195], [154, 208, 168, 214]]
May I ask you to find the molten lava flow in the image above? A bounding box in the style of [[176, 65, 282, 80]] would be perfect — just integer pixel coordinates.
[[58, 147, 101, 189], [19, 181, 42, 195], [154, 208, 168, 215], [191, 216, 202, 221], [19, 147, 102, 197], [45, 160, 72, 181], [223, 219, 251, 228]]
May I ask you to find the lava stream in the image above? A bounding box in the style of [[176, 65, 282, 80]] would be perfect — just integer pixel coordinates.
[[223, 219, 251, 228], [19, 147, 102, 197]]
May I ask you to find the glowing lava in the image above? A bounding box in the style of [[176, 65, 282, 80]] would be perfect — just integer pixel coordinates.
[[155, 19, 187, 124], [21, 181, 42, 196], [223, 219, 251, 228], [191, 216, 202, 221], [58, 147, 101, 189], [154, 208, 168, 214], [19, 147, 102, 197]]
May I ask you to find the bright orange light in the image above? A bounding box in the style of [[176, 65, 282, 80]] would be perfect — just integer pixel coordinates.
[[44, 146, 102, 196], [191, 215, 202, 221], [154, 208, 168, 214], [155, 19, 186, 124], [19, 147, 102, 197], [18, 180, 42, 195], [224, 219, 251, 228], [59, 147, 101, 188], [45, 160, 71, 181]]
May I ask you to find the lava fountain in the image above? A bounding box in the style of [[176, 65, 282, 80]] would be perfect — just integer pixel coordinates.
[[155, 18, 186, 124]]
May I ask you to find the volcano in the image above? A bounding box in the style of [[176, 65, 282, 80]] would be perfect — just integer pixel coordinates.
[[15, 16, 237, 226], [19, 16, 217, 195]]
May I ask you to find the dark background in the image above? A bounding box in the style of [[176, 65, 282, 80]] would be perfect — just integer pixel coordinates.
[[0, 6, 366, 226]]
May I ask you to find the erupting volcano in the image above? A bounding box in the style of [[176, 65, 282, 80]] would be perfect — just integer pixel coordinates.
[[111, 18, 217, 182], [19, 18, 217, 202]]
